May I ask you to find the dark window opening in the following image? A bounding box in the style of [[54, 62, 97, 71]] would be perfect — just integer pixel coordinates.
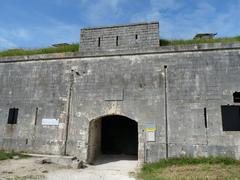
[[233, 92, 240, 103], [221, 105, 240, 131], [98, 37, 101, 47], [116, 36, 119, 46], [135, 34, 138, 40], [7, 108, 19, 124]]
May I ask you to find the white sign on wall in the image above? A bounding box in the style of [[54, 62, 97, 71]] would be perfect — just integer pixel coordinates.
[[146, 131, 156, 142], [145, 123, 157, 142], [42, 118, 59, 126]]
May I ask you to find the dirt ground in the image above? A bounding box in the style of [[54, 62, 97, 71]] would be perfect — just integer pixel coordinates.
[[0, 155, 139, 180]]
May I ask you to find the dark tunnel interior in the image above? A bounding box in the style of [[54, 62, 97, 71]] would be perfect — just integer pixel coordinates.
[[101, 115, 138, 156]]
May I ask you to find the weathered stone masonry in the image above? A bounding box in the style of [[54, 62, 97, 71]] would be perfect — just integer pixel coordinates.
[[1, 22, 240, 163]]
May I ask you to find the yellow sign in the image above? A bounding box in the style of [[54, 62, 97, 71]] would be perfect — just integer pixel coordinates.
[[145, 123, 157, 132], [145, 127, 157, 132]]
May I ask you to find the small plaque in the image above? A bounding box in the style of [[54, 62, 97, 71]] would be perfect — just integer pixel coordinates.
[[146, 131, 156, 142], [145, 123, 156, 142], [42, 118, 59, 126]]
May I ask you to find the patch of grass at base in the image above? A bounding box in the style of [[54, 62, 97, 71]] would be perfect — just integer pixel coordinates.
[[0, 151, 30, 161], [138, 157, 240, 180]]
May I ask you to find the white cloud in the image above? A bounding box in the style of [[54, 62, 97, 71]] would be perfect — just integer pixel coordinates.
[[210, 1, 240, 36], [150, 0, 183, 11], [11, 29, 31, 39], [0, 37, 17, 50], [33, 24, 80, 44], [130, 0, 183, 24], [130, 0, 240, 39], [0, 16, 80, 50], [1, 0, 239, 50], [79, 0, 125, 26]]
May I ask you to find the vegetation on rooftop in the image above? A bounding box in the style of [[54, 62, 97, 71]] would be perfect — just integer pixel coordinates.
[[0, 36, 240, 57], [160, 36, 240, 46], [0, 43, 79, 57], [137, 156, 240, 180]]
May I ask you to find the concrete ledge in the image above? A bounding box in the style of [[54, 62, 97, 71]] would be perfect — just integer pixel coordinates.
[[0, 52, 81, 63], [81, 21, 159, 30], [80, 42, 240, 57], [1, 42, 240, 63]]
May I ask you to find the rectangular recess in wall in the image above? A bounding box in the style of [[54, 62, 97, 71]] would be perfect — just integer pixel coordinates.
[[7, 108, 18, 124], [98, 37, 101, 47], [34, 107, 38, 126], [221, 105, 240, 131], [204, 107, 208, 128], [116, 36, 119, 46], [135, 34, 138, 40]]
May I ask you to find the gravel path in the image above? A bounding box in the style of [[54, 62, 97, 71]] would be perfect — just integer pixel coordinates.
[[0, 155, 139, 180], [48, 155, 138, 180]]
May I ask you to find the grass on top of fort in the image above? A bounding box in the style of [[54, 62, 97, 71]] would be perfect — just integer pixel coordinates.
[[0, 151, 30, 161], [160, 36, 240, 46], [0, 36, 240, 57], [137, 156, 240, 180], [0, 43, 79, 57]]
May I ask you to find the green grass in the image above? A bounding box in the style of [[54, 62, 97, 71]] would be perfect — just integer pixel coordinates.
[[0, 43, 79, 57], [160, 36, 240, 46], [0, 151, 30, 161], [138, 157, 240, 180], [0, 36, 240, 58]]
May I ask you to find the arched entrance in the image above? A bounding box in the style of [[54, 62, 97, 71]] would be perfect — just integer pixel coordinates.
[[87, 115, 138, 163]]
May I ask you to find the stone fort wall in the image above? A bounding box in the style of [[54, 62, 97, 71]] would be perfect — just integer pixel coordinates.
[[0, 22, 240, 163]]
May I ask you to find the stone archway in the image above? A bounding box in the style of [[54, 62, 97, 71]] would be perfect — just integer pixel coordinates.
[[87, 115, 138, 163]]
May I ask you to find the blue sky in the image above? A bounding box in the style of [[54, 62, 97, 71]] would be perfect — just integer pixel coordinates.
[[0, 0, 239, 50]]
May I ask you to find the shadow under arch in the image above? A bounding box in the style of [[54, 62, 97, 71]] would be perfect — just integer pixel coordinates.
[[87, 114, 138, 164]]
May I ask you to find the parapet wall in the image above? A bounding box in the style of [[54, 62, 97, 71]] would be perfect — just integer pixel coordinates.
[[80, 22, 160, 54]]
